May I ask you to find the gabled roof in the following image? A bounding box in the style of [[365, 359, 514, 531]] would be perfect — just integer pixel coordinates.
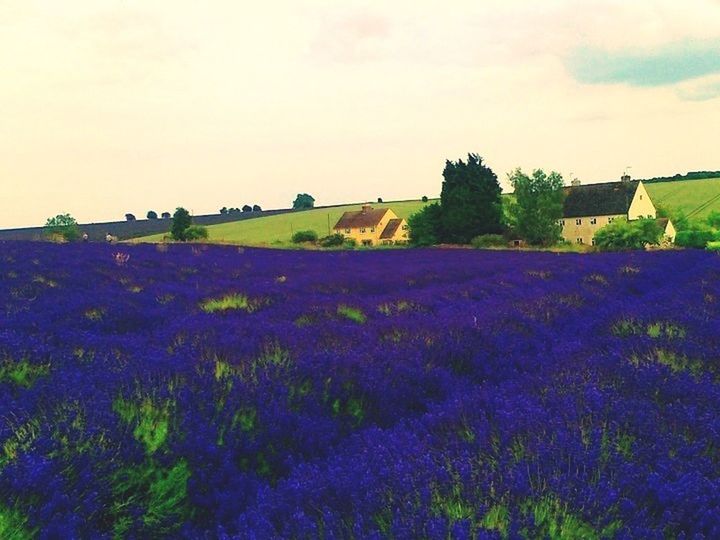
[[380, 218, 403, 239], [333, 207, 389, 229], [656, 217, 670, 229], [563, 181, 639, 218]]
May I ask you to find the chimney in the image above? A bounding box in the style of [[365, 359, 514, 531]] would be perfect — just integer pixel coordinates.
[[621, 173, 631, 183], [571, 178, 581, 187], [361, 204, 372, 214]]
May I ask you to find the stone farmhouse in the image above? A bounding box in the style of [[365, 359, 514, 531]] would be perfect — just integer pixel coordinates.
[[333, 205, 409, 246], [560, 175, 676, 246]]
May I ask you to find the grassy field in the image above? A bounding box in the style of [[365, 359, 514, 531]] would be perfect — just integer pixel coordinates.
[[644, 178, 720, 219], [133, 177, 720, 246], [134, 199, 436, 246]]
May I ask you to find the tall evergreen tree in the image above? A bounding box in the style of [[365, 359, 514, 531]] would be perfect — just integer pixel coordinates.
[[439, 154, 503, 243]]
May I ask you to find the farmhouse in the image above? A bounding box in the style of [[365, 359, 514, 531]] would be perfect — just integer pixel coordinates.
[[333, 205, 409, 246], [560, 175, 675, 245]]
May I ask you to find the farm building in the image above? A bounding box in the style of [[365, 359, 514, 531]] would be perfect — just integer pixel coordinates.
[[333, 205, 409, 246], [560, 175, 675, 245]]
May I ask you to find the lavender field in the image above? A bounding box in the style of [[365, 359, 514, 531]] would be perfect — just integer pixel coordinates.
[[1, 242, 720, 538]]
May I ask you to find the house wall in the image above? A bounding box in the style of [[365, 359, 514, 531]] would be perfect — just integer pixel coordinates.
[[627, 182, 657, 220], [664, 220, 677, 242], [335, 209, 398, 246], [380, 219, 410, 244], [560, 214, 625, 245]]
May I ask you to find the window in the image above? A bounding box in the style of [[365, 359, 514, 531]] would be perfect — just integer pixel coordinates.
[[590, 218, 597, 225], [576, 218, 582, 225], [608, 217, 615, 223], [360, 227, 366, 233], [558, 219, 565, 227], [639, 195, 643, 200], [370, 227, 375, 233], [401, 224, 408, 230], [591, 238, 597, 246], [576, 237, 584, 244], [344, 228, 351, 234]]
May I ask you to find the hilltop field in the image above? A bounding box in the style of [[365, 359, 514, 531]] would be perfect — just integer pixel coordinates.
[[2, 242, 720, 537], [134, 176, 720, 246]]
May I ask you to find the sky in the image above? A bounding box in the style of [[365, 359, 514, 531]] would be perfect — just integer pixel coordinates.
[[2, 0, 720, 229]]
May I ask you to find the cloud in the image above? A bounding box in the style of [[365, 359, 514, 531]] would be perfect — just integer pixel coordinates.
[[566, 38, 720, 86]]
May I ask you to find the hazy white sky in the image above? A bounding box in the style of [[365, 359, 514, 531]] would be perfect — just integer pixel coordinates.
[[2, 0, 720, 228]]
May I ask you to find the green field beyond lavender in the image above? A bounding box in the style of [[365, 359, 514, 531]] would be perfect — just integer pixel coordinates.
[[2, 242, 720, 538]]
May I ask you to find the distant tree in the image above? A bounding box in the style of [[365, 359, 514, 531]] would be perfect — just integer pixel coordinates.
[[377, 197, 383, 203], [421, 196, 429, 203], [219, 207, 228, 215], [242, 205, 253, 213], [228, 207, 240, 214], [171, 207, 192, 241], [44, 213, 80, 242], [594, 217, 663, 250], [507, 168, 565, 245], [125, 213, 136, 221], [293, 193, 315, 210], [161, 212, 171, 219], [252, 204, 262, 212], [408, 202, 442, 246], [439, 154, 503, 243], [147, 210, 158, 220]]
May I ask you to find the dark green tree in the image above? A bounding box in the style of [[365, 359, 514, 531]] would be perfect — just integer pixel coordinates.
[[44, 213, 80, 241], [219, 207, 228, 215], [252, 204, 262, 212], [147, 210, 158, 220], [293, 193, 315, 210], [408, 202, 442, 246], [171, 207, 192, 241], [439, 154, 503, 243], [242, 205, 252, 212], [507, 168, 565, 245]]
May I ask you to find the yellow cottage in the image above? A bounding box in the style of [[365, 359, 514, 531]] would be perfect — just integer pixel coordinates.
[[560, 175, 676, 245], [333, 205, 409, 246]]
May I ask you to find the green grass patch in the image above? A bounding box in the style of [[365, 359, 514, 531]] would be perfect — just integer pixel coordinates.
[[111, 460, 191, 538], [612, 319, 686, 340], [114, 397, 172, 455], [0, 359, 49, 389], [0, 504, 34, 540], [482, 504, 509, 538], [1, 419, 40, 469], [200, 293, 259, 313], [337, 305, 367, 324], [522, 496, 621, 539]]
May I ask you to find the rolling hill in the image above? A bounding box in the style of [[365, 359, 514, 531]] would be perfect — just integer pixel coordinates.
[[134, 199, 436, 246], [132, 176, 720, 246]]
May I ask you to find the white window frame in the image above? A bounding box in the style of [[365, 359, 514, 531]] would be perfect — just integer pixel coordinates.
[[590, 218, 597, 225], [576, 218, 582, 225]]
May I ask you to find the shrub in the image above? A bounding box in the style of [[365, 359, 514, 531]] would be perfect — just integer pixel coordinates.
[[292, 230, 318, 244], [44, 213, 80, 242], [421, 195, 429, 203], [676, 227, 717, 249], [319, 233, 345, 247], [706, 241, 720, 251], [185, 225, 209, 241], [344, 238, 357, 248], [594, 218, 662, 250], [471, 234, 506, 248]]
